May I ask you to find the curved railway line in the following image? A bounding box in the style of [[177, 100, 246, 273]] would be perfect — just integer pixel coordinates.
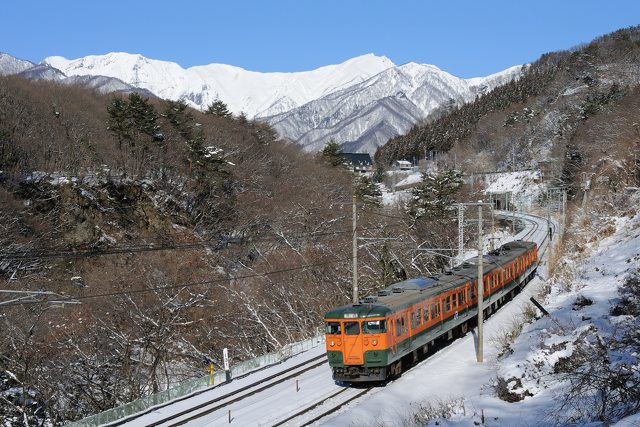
[[117, 211, 557, 427]]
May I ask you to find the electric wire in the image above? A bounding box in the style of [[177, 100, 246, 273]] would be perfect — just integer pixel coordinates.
[[2, 256, 353, 307], [0, 224, 403, 261]]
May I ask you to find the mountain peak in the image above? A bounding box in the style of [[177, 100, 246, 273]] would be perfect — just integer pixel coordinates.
[[0, 52, 34, 76]]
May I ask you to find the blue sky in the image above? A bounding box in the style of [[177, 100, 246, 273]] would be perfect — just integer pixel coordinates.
[[4, 1, 639, 77]]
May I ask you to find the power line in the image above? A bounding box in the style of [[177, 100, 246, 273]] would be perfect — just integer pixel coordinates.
[[2, 256, 353, 307], [1, 225, 391, 261]]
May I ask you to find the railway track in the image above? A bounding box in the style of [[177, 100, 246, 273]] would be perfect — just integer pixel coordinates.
[[116, 354, 327, 427], [272, 387, 372, 427], [157, 358, 327, 426], [115, 212, 556, 427]]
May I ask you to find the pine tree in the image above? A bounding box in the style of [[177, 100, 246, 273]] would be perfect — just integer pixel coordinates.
[[321, 140, 344, 167], [355, 176, 382, 206], [205, 99, 232, 118], [127, 92, 159, 138], [107, 93, 159, 148], [163, 99, 193, 140], [407, 169, 463, 220], [107, 96, 133, 148]]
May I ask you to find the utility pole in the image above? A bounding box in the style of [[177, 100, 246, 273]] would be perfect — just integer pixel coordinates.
[[547, 188, 551, 241], [490, 196, 495, 251], [458, 203, 464, 265], [562, 190, 567, 238], [477, 203, 484, 363], [352, 195, 358, 304], [510, 192, 516, 235]]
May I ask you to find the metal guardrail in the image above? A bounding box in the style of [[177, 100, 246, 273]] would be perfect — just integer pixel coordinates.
[[66, 334, 325, 427]]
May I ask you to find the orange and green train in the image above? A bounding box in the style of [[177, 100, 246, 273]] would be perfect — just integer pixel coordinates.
[[324, 241, 538, 382]]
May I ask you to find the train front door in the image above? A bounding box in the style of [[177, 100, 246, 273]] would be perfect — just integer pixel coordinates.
[[342, 321, 364, 365]]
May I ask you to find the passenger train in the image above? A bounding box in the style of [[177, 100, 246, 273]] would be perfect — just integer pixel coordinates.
[[324, 241, 538, 382]]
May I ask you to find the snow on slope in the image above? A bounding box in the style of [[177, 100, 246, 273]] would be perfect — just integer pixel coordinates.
[[35, 51, 522, 155], [263, 62, 525, 154], [43, 52, 394, 117], [323, 203, 640, 426], [484, 170, 545, 207], [0, 52, 34, 76]]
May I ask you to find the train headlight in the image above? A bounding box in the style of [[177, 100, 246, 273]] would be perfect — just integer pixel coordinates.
[[330, 341, 335, 347], [363, 339, 369, 345], [372, 339, 378, 346]]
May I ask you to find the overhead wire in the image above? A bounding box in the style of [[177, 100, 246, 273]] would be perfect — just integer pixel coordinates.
[[2, 256, 353, 307], [0, 223, 403, 261]]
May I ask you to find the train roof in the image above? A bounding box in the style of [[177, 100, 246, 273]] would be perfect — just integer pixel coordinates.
[[324, 241, 536, 320]]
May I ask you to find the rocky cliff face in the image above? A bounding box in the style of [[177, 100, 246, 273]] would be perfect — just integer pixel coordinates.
[[262, 63, 523, 154]]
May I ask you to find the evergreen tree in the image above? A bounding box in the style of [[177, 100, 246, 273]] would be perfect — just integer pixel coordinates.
[[355, 176, 382, 206], [321, 140, 344, 167], [127, 92, 159, 138], [373, 165, 385, 183], [205, 99, 232, 118], [107, 93, 159, 148], [107, 96, 133, 148], [163, 99, 193, 140], [407, 169, 463, 220]]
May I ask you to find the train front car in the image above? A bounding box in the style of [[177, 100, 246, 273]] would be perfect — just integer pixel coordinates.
[[324, 301, 392, 382], [323, 242, 539, 384]]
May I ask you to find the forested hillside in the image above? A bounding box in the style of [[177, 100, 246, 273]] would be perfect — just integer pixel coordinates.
[[0, 74, 476, 423], [376, 26, 640, 198]]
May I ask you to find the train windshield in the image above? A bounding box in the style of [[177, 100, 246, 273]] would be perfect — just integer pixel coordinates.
[[363, 320, 386, 334], [344, 321, 360, 335], [325, 322, 341, 335]]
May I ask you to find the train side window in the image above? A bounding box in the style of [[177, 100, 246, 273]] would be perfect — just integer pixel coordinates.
[[410, 311, 415, 329], [395, 318, 402, 336], [344, 321, 360, 335], [444, 296, 451, 312], [458, 291, 464, 305], [467, 287, 472, 301], [416, 308, 422, 326], [424, 305, 429, 322], [325, 322, 341, 335], [364, 320, 386, 334]]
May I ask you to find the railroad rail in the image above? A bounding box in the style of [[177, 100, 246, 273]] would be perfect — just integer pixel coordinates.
[[115, 211, 557, 427], [116, 354, 327, 426], [274, 387, 373, 427]]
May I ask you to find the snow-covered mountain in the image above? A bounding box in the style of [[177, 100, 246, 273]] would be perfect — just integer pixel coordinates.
[[263, 63, 524, 153], [0, 52, 34, 76], [41, 53, 524, 154], [43, 52, 395, 118], [1, 51, 523, 154]]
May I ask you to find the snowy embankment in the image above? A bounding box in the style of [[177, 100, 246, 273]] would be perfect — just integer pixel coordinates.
[[322, 206, 639, 426], [488, 208, 640, 426], [381, 169, 545, 208], [484, 170, 544, 206]]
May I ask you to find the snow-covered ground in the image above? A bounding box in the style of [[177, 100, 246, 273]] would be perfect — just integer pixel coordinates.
[[320, 207, 639, 426], [381, 169, 546, 210], [93, 172, 639, 426], [484, 170, 545, 208], [102, 213, 551, 426]]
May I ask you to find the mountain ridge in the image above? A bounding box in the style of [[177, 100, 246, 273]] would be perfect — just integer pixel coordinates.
[[1, 51, 522, 154]]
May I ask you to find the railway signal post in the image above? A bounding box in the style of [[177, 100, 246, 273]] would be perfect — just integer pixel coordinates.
[[352, 195, 358, 304], [477, 203, 484, 363]]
